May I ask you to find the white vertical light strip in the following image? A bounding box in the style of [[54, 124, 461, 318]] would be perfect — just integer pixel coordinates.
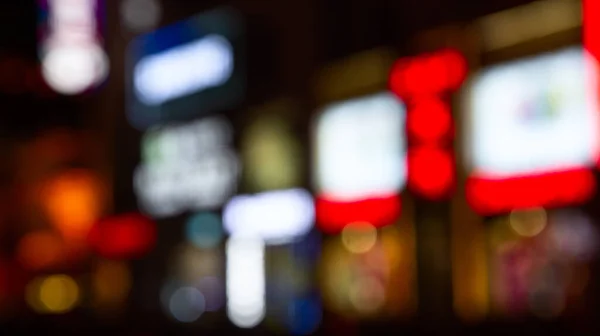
[[226, 237, 266, 328]]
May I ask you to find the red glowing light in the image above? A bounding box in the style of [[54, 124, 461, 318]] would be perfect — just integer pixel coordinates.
[[466, 169, 595, 215], [408, 147, 454, 200], [88, 213, 157, 260], [389, 49, 467, 98], [315, 195, 401, 234], [584, 0, 600, 60], [407, 97, 453, 143]]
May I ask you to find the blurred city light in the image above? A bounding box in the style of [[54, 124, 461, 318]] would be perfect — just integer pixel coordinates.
[[465, 47, 598, 214], [226, 237, 266, 328], [134, 117, 239, 218], [134, 34, 233, 106], [488, 210, 598, 317], [26, 275, 80, 314], [126, 8, 243, 129], [389, 48, 467, 97], [171, 243, 222, 284], [313, 92, 406, 233], [477, 0, 581, 52], [88, 213, 157, 260], [341, 222, 378, 254], [509, 208, 548, 237], [41, 168, 106, 245], [167, 286, 206, 323], [242, 108, 302, 191], [91, 259, 132, 311], [38, 0, 109, 94], [390, 49, 466, 200], [17, 231, 66, 271], [185, 212, 223, 249], [120, 0, 162, 32], [223, 189, 314, 244], [320, 225, 415, 319]]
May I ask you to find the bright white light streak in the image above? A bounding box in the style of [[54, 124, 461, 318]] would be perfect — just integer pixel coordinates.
[[226, 237, 265, 328], [134, 34, 234, 105], [223, 189, 314, 245]]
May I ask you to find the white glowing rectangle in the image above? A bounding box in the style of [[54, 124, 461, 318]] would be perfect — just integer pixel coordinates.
[[134, 117, 239, 218], [467, 47, 599, 177], [134, 34, 234, 106], [223, 189, 314, 245], [226, 237, 265, 328], [314, 92, 407, 200]]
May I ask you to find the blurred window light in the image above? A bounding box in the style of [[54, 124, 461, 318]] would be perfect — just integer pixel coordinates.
[[39, 0, 108, 94], [198, 276, 225, 312], [171, 244, 222, 283], [134, 34, 233, 106], [168, 286, 206, 323], [509, 208, 548, 237], [186, 212, 223, 249], [319, 226, 413, 319], [341, 222, 378, 254], [226, 237, 266, 328], [223, 189, 314, 245], [126, 8, 243, 130], [134, 117, 239, 218], [17, 231, 66, 271], [41, 168, 106, 244], [313, 92, 406, 233], [120, 0, 162, 32], [242, 111, 302, 191], [478, 0, 581, 52], [465, 47, 599, 215], [26, 275, 80, 314], [88, 213, 157, 260], [92, 260, 132, 310]]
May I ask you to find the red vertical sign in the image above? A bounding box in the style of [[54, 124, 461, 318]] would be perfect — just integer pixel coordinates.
[[389, 49, 467, 200]]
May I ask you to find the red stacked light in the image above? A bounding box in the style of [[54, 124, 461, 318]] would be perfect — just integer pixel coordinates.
[[389, 49, 467, 200]]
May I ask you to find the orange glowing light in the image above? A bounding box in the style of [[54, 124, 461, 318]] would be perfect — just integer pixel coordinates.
[[42, 169, 105, 243], [408, 147, 454, 200], [466, 169, 595, 215], [17, 231, 66, 271], [88, 213, 157, 260], [315, 195, 401, 234]]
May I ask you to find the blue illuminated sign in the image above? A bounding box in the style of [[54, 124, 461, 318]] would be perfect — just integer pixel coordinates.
[[126, 7, 244, 129]]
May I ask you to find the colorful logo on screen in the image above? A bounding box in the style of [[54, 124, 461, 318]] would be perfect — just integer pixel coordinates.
[[520, 90, 560, 123]]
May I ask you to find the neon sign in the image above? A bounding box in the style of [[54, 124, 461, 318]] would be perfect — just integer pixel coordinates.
[[389, 48, 467, 200], [313, 92, 406, 233], [38, 0, 108, 95], [464, 47, 598, 214], [134, 117, 240, 218], [223, 189, 314, 245], [126, 8, 244, 130]]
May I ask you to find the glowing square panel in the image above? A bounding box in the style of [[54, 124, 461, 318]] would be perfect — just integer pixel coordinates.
[[313, 92, 406, 232], [314, 92, 407, 199], [465, 47, 599, 214]]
